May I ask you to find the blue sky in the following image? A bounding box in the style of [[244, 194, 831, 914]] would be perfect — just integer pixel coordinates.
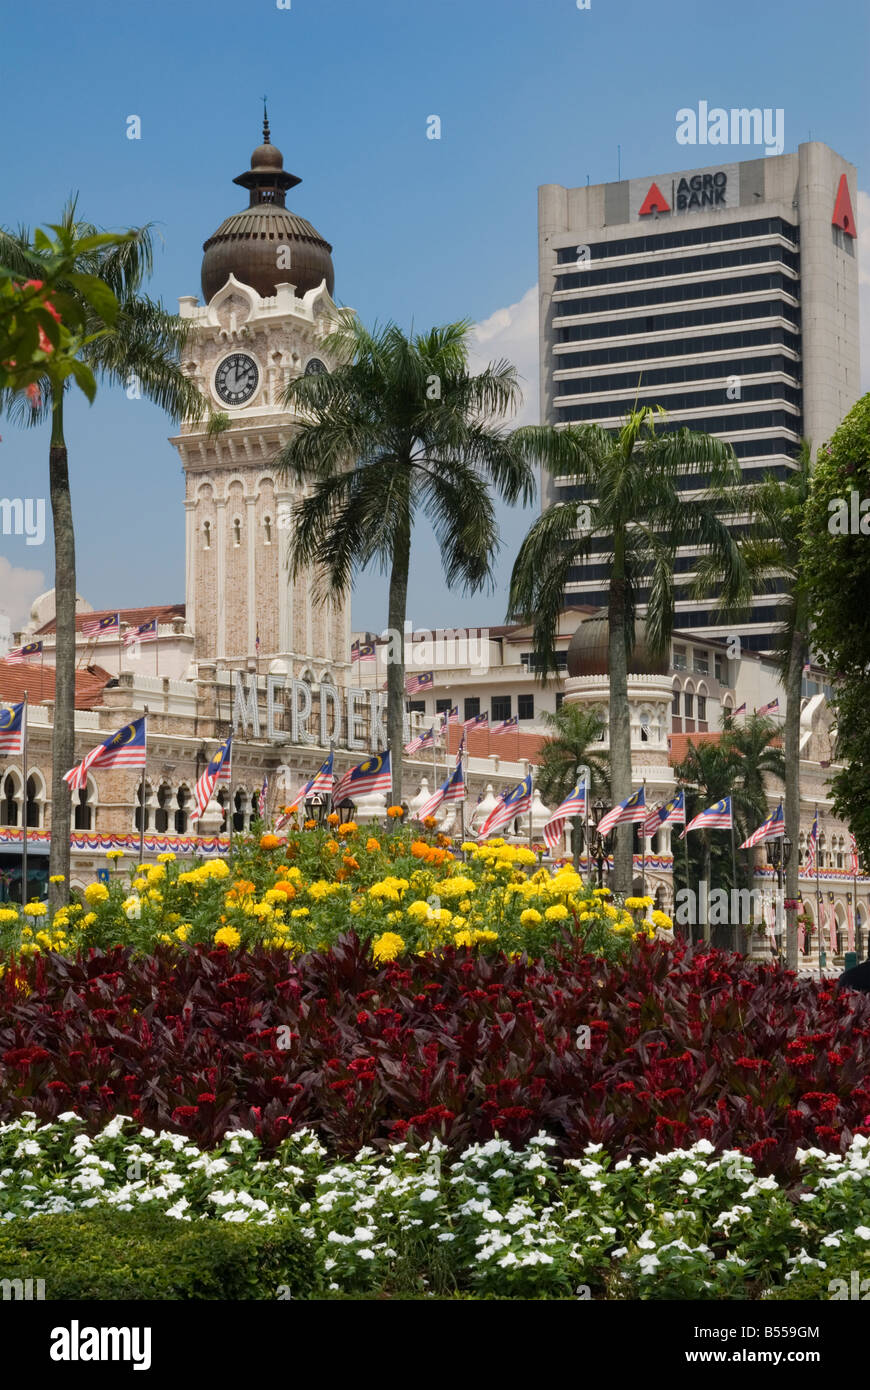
[[1, 0, 868, 636]]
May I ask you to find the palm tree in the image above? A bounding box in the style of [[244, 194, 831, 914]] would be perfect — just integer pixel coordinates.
[[740, 443, 814, 967], [674, 738, 742, 942], [509, 407, 750, 893], [273, 315, 535, 802], [0, 201, 207, 907], [723, 712, 786, 887], [535, 704, 609, 868]]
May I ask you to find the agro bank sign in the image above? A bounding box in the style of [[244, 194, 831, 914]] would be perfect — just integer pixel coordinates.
[[629, 163, 739, 220], [232, 670, 395, 752]]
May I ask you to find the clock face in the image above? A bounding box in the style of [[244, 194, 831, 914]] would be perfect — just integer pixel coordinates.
[[304, 357, 328, 376], [214, 353, 259, 406]]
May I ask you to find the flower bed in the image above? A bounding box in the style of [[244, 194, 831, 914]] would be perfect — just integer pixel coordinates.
[[2, 934, 868, 1174], [3, 1113, 870, 1300]]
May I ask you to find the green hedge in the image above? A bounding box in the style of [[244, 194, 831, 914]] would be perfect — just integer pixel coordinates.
[[0, 1208, 316, 1300]]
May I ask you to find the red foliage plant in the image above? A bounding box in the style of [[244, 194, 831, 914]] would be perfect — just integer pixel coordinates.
[[2, 935, 869, 1180]]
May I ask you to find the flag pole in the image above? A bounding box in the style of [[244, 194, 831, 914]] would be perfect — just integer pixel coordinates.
[[730, 802, 738, 954], [139, 705, 149, 866], [527, 761, 534, 852], [584, 776, 591, 884], [459, 738, 467, 853], [21, 689, 28, 906], [641, 778, 647, 895], [683, 818, 691, 943], [815, 803, 821, 977]]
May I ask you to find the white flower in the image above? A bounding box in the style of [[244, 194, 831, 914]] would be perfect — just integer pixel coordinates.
[[614, 1159, 632, 1172], [637, 1230, 656, 1250], [638, 1254, 660, 1274], [679, 1170, 699, 1186], [855, 1226, 870, 1240], [418, 1189, 439, 1202]]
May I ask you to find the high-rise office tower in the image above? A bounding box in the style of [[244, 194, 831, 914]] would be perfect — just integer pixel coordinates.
[[538, 142, 859, 651]]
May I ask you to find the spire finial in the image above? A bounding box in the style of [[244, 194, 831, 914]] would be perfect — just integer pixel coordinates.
[[262, 96, 270, 144]]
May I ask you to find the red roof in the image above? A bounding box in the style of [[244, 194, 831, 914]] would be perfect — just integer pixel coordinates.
[[446, 726, 546, 765], [0, 662, 114, 710], [35, 603, 185, 636], [668, 731, 724, 764]]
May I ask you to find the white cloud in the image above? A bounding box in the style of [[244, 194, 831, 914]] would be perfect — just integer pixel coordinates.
[[857, 190, 870, 393], [468, 285, 540, 426], [0, 556, 46, 631]]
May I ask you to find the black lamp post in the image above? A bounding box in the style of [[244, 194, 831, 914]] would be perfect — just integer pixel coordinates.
[[592, 798, 610, 888], [305, 792, 327, 826], [766, 832, 792, 959]]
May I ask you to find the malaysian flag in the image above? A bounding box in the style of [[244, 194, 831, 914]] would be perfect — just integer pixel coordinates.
[[805, 810, 819, 876], [543, 775, 587, 852], [82, 612, 120, 638], [476, 773, 532, 841], [850, 832, 859, 875], [847, 899, 856, 953], [124, 618, 158, 646], [441, 706, 459, 728], [415, 748, 466, 822], [757, 698, 780, 716], [333, 751, 392, 806], [63, 716, 146, 791], [731, 702, 746, 717], [405, 671, 434, 695], [595, 786, 647, 839], [682, 796, 733, 837], [257, 775, 269, 820], [739, 802, 783, 850], [463, 711, 488, 731], [405, 725, 438, 755], [275, 753, 335, 828], [0, 701, 24, 755], [643, 789, 686, 838], [5, 640, 42, 665], [351, 638, 376, 666], [192, 733, 232, 821], [491, 715, 519, 735]]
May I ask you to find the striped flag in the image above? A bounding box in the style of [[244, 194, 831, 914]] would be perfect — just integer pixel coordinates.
[[739, 802, 784, 850], [442, 706, 460, 728], [543, 775, 587, 852], [405, 671, 434, 695], [415, 748, 466, 822], [757, 698, 779, 716], [276, 753, 334, 828], [124, 618, 158, 646], [805, 810, 819, 876], [731, 702, 746, 717], [476, 773, 532, 841], [463, 712, 488, 731], [5, 640, 43, 665], [82, 612, 120, 638], [491, 715, 519, 735], [0, 701, 24, 755], [595, 786, 647, 839], [193, 733, 232, 821], [850, 832, 859, 875], [643, 789, 685, 837], [681, 796, 733, 838], [405, 725, 439, 755], [257, 775, 269, 820], [333, 751, 392, 807], [63, 716, 146, 791], [351, 638, 376, 666]]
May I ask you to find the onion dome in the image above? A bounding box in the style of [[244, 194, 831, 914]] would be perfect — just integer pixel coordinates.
[[566, 613, 670, 679], [201, 108, 334, 303]]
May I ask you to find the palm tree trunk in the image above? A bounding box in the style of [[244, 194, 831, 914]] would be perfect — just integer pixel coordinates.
[[607, 548, 632, 893], [784, 625, 804, 969], [48, 394, 74, 911], [703, 835, 712, 944], [386, 510, 411, 807]]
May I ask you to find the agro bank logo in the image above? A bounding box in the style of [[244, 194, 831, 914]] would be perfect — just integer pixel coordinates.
[[676, 102, 785, 157]]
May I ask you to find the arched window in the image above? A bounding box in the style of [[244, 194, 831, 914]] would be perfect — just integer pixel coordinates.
[[263, 516, 272, 545], [135, 781, 151, 832], [233, 517, 242, 547], [203, 519, 211, 549], [233, 788, 247, 833], [216, 788, 228, 833], [250, 790, 259, 823], [74, 783, 93, 831], [0, 773, 20, 827], [25, 775, 41, 829], [175, 786, 189, 834], [154, 783, 170, 833]]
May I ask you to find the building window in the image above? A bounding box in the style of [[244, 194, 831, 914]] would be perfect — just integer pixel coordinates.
[[407, 700, 425, 714], [491, 695, 512, 723], [233, 789, 246, 833], [673, 645, 687, 671], [263, 516, 272, 545], [233, 517, 242, 547], [518, 694, 534, 721], [154, 784, 170, 833], [74, 785, 93, 831], [555, 692, 565, 710], [25, 776, 40, 829], [672, 689, 681, 716], [0, 774, 19, 827], [684, 691, 694, 718], [520, 651, 568, 671], [135, 783, 150, 833], [175, 787, 189, 834], [203, 520, 211, 549], [464, 697, 480, 721], [693, 651, 709, 675], [714, 654, 724, 682], [216, 788, 228, 833], [697, 695, 707, 723], [435, 698, 453, 714]]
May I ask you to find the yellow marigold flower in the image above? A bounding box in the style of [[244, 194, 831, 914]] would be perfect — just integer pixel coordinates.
[[603, 903, 619, 919], [81, 912, 97, 927], [349, 901, 362, 914], [132, 879, 148, 893], [405, 900, 432, 923], [651, 909, 673, 929], [84, 883, 109, 905], [248, 901, 274, 919], [290, 907, 310, 918], [304, 819, 317, 830], [0, 908, 19, 924], [372, 931, 405, 963], [386, 910, 403, 924], [324, 839, 340, 854], [593, 886, 612, 897], [105, 849, 125, 861], [387, 805, 405, 818], [22, 901, 48, 917], [214, 925, 241, 949], [326, 812, 340, 826], [520, 908, 543, 926], [260, 833, 282, 850], [21, 925, 33, 937], [146, 865, 166, 884], [365, 837, 381, 852], [157, 851, 176, 863], [460, 841, 477, 853], [340, 821, 358, 835], [146, 889, 162, 904], [49, 874, 66, 883], [174, 924, 190, 941], [545, 904, 569, 921]]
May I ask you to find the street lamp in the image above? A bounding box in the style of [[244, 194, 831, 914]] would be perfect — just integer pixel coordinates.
[[765, 832, 792, 891], [305, 792, 327, 825], [592, 798, 610, 888]]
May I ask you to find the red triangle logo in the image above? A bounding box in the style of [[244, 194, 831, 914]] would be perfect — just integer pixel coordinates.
[[832, 174, 857, 237], [639, 181, 670, 216]]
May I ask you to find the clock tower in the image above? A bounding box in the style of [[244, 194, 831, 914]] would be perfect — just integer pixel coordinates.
[[170, 115, 351, 683]]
